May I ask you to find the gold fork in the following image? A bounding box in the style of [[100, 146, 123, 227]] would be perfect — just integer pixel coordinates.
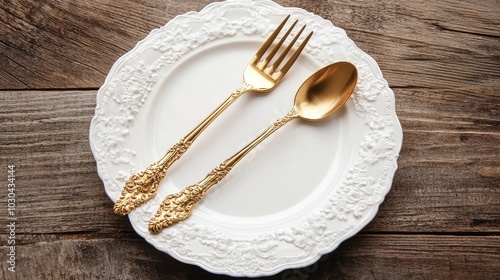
[[113, 15, 313, 215]]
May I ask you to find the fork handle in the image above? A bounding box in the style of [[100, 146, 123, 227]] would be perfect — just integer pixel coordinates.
[[113, 138, 191, 215], [184, 82, 253, 143], [113, 82, 254, 215], [148, 109, 299, 233]]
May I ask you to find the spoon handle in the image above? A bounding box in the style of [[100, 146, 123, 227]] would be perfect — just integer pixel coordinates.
[[148, 109, 299, 233], [113, 82, 253, 215]]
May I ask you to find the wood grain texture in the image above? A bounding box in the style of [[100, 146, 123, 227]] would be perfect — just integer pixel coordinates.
[[0, 235, 499, 279], [0, 0, 213, 89], [1, 0, 499, 279]]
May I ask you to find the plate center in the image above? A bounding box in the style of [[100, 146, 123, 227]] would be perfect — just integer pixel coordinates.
[[144, 39, 351, 226]]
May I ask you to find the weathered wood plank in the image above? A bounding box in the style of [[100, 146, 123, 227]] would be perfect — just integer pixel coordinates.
[[365, 86, 500, 232], [1, 0, 499, 89], [0, 89, 498, 236], [0, 90, 130, 237], [0, 0, 213, 89], [327, 0, 500, 89], [0, 234, 498, 279]]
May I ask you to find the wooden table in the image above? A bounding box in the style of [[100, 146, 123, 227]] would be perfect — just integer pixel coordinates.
[[1, 0, 499, 279]]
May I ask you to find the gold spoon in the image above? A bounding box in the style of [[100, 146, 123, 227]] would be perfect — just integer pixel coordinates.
[[149, 61, 358, 233]]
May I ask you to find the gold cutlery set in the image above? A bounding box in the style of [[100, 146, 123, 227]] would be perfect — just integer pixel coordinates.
[[113, 15, 358, 233]]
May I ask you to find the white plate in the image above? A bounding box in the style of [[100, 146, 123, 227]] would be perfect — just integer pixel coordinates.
[[89, 0, 403, 277]]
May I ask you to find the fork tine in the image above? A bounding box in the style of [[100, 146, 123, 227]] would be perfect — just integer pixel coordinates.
[[268, 24, 306, 72], [277, 30, 313, 77], [255, 15, 290, 59], [260, 20, 298, 68]]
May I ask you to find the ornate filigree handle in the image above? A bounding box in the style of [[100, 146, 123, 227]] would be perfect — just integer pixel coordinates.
[[148, 164, 231, 233], [113, 139, 192, 215], [148, 109, 299, 233], [113, 83, 253, 215]]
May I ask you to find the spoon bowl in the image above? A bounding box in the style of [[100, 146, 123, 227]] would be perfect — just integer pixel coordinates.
[[294, 61, 358, 121]]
